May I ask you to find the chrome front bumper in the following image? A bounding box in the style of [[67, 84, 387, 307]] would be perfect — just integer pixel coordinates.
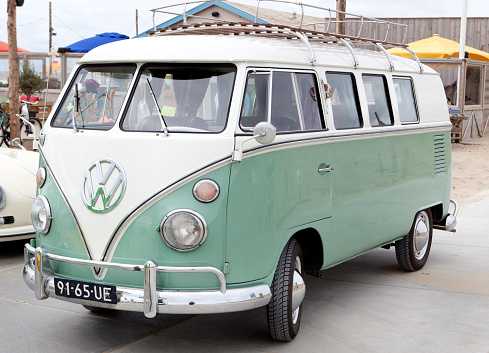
[[23, 244, 271, 317]]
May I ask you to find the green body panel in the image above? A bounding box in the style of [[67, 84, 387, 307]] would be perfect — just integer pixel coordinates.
[[326, 130, 451, 267], [39, 162, 232, 291], [226, 129, 450, 283], [36, 159, 91, 280], [105, 166, 231, 290], [226, 141, 333, 284], [38, 129, 451, 290]]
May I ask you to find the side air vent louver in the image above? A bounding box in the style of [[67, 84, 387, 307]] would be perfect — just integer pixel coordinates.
[[434, 134, 446, 174]]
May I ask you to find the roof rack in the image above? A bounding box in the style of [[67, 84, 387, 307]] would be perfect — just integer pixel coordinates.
[[148, 1, 423, 73]]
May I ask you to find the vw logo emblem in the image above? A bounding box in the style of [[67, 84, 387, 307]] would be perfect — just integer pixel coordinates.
[[81, 159, 126, 213]]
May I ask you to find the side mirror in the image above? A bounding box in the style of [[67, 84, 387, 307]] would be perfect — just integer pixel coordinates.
[[233, 122, 277, 162], [253, 122, 276, 145]]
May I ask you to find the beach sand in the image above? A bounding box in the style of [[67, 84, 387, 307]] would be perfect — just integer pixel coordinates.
[[451, 136, 489, 207]]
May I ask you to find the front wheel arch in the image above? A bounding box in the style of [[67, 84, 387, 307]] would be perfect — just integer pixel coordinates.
[[291, 228, 323, 277]]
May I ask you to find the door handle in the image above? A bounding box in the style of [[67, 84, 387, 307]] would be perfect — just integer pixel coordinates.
[[318, 165, 333, 173]]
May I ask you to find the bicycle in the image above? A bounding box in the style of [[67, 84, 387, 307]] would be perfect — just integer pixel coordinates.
[[0, 99, 42, 147], [0, 101, 10, 147]]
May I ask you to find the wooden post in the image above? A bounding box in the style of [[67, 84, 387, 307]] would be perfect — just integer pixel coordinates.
[[336, 0, 346, 35], [136, 9, 139, 36], [7, 0, 20, 142], [49, 2, 52, 50]]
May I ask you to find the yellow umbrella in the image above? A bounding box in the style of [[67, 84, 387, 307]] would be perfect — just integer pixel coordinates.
[[44, 60, 62, 73], [387, 35, 489, 62]]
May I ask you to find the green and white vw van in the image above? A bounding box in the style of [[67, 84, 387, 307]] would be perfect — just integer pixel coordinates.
[[24, 9, 457, 342]]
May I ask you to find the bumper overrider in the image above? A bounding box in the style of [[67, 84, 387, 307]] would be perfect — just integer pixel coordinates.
[[23, 244, 271, 317]]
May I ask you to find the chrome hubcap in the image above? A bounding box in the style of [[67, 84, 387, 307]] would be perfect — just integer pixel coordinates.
[[413, 211, 430, 260], [292, 255, 302, 325]]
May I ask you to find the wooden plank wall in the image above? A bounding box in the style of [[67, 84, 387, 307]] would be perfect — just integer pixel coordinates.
[[345, 17, 489, 51]]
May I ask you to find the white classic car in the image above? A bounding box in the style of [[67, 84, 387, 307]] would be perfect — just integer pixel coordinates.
[[0, 147, 38, 242]]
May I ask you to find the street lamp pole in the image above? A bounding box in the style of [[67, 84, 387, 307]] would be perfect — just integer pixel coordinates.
[[458, 0, 468, 59]]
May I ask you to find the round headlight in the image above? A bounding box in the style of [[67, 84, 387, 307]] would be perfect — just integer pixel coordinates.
[[160, 209, 207, 251], [31, 195, 52, 235], [193, 179, 219, 203], [0, 185, 6, 211], [36, 167, 46, 188]]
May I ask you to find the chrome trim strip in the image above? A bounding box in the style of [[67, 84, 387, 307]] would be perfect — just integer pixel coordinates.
[[24, 244, 270, 315], [0, 231, 35, 237], [239, 123, 452, 159], [25, 243, 227, 293]]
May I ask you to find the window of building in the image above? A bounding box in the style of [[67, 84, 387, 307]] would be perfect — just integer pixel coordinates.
[[465, 65, 482, 105]]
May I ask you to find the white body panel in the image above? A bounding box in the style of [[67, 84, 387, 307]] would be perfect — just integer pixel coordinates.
[[41, 128, 234, 261], [0, 148, 38, 240]]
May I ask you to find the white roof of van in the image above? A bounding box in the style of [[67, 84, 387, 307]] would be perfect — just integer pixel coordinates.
[[80, 35, 435, 74]]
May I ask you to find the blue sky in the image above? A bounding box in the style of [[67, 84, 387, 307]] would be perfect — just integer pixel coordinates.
[[1, 0, 488, 52]]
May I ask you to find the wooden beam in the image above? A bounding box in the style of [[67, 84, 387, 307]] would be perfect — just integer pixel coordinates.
[[336, 0, 346, 35], [7, 0, 20, 142]]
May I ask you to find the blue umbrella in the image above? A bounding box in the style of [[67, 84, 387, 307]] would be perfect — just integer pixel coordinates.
[[60, 32, 129, 53]]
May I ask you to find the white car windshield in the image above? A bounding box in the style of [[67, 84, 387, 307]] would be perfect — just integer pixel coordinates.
[[121, 64, 236, 133], [51, 65, 136, 130]]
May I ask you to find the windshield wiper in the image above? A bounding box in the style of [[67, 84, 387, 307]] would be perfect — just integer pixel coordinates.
[[146, 78, 169, 136], [72, 83, 80, 132]]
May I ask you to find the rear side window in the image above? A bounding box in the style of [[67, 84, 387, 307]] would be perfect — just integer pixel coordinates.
[[326, 72, 362, 129], [393, 77, 419, 124], [240, 71, 323, 132], [362, 74, 393, 127]]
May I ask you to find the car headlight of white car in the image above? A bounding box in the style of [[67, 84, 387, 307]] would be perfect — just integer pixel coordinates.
[[31, 195, 52, 235], [159, 209, 207, 251], [0, 185, 5, 211]]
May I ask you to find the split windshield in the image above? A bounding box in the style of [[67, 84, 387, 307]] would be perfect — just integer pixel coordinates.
[[121, 65, 236, 133], [51, 65, 136, 130], [52, 64, 236, 133]]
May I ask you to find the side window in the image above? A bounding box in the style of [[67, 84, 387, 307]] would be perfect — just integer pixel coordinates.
[[326, 72, 362, 129], [296, 73, 323, 130], [240, 71, 323, 132], [362, 74, 393, 127], [393, 77, 419, 124], [240, 72, 270, 129]]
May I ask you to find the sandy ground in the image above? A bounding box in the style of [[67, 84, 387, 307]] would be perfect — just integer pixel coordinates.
[[451, 136, 489, 207]]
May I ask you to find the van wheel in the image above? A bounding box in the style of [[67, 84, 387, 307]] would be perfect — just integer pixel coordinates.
[[395, 209, 433, 271], [267, 239, 305, 341]]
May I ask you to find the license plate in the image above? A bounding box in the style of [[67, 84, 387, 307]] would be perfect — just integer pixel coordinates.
[[54, 278, 117, 304]]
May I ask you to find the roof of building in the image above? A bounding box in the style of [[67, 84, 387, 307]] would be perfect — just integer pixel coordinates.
[[135, 1, 348, 38]]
